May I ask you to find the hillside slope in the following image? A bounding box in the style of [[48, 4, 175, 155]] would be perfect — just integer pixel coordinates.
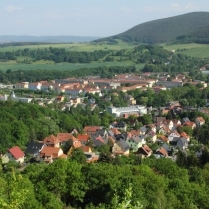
[[96, 12, 209, 44], [175, 25, 209, 44]]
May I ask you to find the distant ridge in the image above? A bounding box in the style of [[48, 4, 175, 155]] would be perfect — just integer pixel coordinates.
[[95, 12, 209, 44], [0, 35, 100, 43]]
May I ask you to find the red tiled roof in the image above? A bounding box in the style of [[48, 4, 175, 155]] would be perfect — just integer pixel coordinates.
[[143, 145, 152, 154], [8, 146, 24, 159], [57, 133, 76, 142], [130, 129, 141, 136], [110, 128, 121, 135], [181, 132, 189, 138], [72, 141, 82, 149], [84, 126, 100, 133], [184, 122, 196, 127], [159, 135, 168, 142], [81, 146, 91, 152], [197, 117, 205, 122], [157, 147, 168, 157], [95, 136, 105, 144], [77, 134, 90, 142], [44, 134, 60, 145], [40, 147, 61, 158]]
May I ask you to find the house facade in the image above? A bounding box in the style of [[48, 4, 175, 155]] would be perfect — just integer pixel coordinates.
[[2, 146, 25, 164]]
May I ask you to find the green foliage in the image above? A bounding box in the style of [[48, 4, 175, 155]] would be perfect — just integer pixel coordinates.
[[97, 12, 209, 44], [70, 148, 87, 164], [1, 157, 209, 208]]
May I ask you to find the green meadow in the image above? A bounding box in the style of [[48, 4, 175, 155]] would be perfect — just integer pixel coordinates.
[[163, 43, 209, 59], [0, 60, 144, 72], [0, 40, 134, 52], [0, 40, 144, 72]]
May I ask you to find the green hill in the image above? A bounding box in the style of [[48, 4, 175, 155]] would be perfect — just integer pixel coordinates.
[[175, 25, 209, 44], [95, 12, 209, 44]]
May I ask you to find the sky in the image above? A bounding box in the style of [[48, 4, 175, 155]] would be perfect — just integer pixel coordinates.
[[0, 0, 209, 37]]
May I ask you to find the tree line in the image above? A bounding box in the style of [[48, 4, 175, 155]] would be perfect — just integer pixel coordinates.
[[0, 47, 110, 63]]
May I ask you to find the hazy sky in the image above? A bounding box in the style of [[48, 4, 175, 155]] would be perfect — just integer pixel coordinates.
[[0, 0, 209, 37]]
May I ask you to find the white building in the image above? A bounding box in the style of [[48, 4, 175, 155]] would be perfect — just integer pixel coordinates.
[[2, 146, 25, 164], [107, 105, 147, 117], [11, 91, 33, 103]]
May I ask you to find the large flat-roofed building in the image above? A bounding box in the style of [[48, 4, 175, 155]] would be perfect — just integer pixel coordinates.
[[107, 105, 147, 117], [157, 81, 183, 88]]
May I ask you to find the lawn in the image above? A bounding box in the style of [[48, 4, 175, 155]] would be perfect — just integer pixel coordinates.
[[0, 40, 144, 72], [0, 40, 135, 52], [0, 60, 144, 72], [163, 43, 209, 59]]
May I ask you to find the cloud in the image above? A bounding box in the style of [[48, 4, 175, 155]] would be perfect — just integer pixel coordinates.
[[171, 3, 181, 11], [144, 6, 163, 13], [118, 7, 132, 14], [44, 7, 104, 20], [170, 2, 199, 12], [5, 5, 23, 12]]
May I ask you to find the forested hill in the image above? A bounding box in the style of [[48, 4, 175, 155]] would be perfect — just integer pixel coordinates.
[[174, 25, 209, 44], [95, 12, 209, 44]]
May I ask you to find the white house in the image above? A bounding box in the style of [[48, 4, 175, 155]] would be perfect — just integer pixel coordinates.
[[195, 117, 205, 126], [2, 146, 25, 164], [168, 130, 180, 142], [28, 82, 42, 90]]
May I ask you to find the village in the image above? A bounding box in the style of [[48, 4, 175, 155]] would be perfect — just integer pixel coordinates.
[[0, 72, 208, 166]]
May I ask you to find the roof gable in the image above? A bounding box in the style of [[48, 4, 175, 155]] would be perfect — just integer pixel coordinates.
[[44, 134, 60, 145], [40, 147, 61, 158], [8, 146, 25, 159], [57, 133, 75, 142]]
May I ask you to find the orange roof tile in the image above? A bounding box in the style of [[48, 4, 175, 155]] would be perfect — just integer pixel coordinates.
[[57, 133, 77, 142], [40, 147, 61, 158], [72, 141, 82, 149], [184, 122, 196, 127], [84, 126, 100, 133], [197, 117, 205, 122], [110, 128, 121, 135], [130, 129, 141, 136], [77, 134, 90, 142], [43, 135, 60, 145], [159, 135, 168, 142], [81, 146, 91, 152], [157, 147, 168, 157]]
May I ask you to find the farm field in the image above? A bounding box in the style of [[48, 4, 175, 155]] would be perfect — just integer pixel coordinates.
[[0, 40, 144, 72], [0, 60, 144, 72], [163, 43, 209, 59], [0, 40, 135, 52]]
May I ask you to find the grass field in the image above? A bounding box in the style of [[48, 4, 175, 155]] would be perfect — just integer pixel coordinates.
[[0, 40, 134, 52], [0, 40, 143, 72], [0, 60, 144, 72], [163, 43, 209, 59]]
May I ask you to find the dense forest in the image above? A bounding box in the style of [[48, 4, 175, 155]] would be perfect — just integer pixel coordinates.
[[0, 47, 110, 63], [173, 26, 209, 44], [2, 150, 209, 208]]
